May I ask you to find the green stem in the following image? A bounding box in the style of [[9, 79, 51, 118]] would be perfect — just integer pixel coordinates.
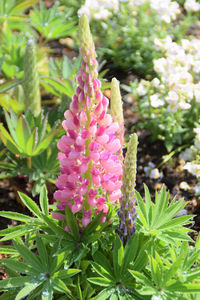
[[27, 156, 32, 169]]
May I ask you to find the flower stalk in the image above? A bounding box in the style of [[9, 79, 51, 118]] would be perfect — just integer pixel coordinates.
[[24, 39, 41, 117], [53, 15, 123, 228], [117, 133, 138, 244]]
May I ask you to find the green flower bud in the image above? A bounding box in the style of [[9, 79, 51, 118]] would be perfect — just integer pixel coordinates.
[[24, 39, 41, 117]]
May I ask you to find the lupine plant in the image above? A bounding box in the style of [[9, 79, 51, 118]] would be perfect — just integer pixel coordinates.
[[0, 14, 200, 300], [0, 39, 60, 194]]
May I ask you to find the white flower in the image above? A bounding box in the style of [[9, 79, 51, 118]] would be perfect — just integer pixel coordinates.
[[78, 0, 119, 20], [179, 148, 194, 161], [194, 127, 200, 149], [179, 181, 190, 191], [166, 90, 179, 102], [154, 58, 167, 73], [178, 101, 191, 110], [184, 162, 200, 177], [150, 168, 160, 179], [194, 184, 200, 195], [184, 0, 200, 12], [152, 77, 160, 88], [136, 80, 148, 96], [194, 84, 200, 102], [144, 162, 161, 179], [150, 0, 180, 23], [150, 94, 164, 108]]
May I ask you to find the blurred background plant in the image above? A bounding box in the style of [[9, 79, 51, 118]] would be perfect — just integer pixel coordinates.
[[122, 35, 200, 152]]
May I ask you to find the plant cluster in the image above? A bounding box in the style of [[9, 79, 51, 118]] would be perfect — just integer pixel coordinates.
[[77, 0, 196, 76], [0, 14, 200, 300], [124, 35, 200, 152]]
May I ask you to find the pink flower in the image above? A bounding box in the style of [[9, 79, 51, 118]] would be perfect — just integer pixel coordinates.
[[53, 15, 123, 229]]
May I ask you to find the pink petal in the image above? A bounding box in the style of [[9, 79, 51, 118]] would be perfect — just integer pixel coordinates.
[[52, 212, 66, 220]]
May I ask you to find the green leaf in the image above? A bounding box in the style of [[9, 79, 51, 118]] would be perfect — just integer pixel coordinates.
[[149, 255, 161, 288], [152, 186, 169, 227], [144, 184, 153, 226], [14, 242, 43, 272], [122, 233, 139, 274], [0, 211, 32, 222], [158, 215, 193, 230], [52, 278, 72, 294], [133, 239, 150, 271], [65, 205, 80, 241], [135, 190, 148, 230], [26, 128, 38, 156], [18, 192, 41, 218], [0, 123, 21, 155], [54, 269, 81, 279], [91, 262, 115, 281], [33, 130, 57, 156], [40, 77, 74, 98], [0, 80, 22, 93], [39, 185, 49, 216], [0, 225, 35, 241], [166, 283, 200, 293], [195, 233, 200, 249], [0, 259, 35, 275], [129, 270, 154, 287], [4, 110, 18, 141], [0, 246, 18, 255], [15, 282, 42, 300], [110, 294, 118, 300], [113, 235, 124, 280], [164, 242, 188, 283], [82, 211, 103, 236], [16, 116, 31, 152], [36, 235, 48, 270], [92, 288, 114, 300], [0, 276, 32, 289], [0, 291, 18, 299], [93, 251, 114, 278], [87, 277, 112, 287], [40, 214, 74, 242]]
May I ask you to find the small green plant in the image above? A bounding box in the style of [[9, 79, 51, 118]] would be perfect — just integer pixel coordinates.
[[0, 110, 59, 168], [30, 1, 76, 43]]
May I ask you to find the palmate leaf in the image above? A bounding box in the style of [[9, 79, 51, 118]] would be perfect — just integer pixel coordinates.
[[13, 241, 43, 272], [92, 251, 114, 278], [40, 77, 74, 98], [135, 185, 193, 242], [90, 262, 115, 281]]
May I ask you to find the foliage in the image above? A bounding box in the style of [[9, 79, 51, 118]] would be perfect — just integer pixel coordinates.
[[0, 186, 199, 299]]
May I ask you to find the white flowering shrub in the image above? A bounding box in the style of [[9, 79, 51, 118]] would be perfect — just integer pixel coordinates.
[[126, 36, 200, 151], [77, 0, 192, 76]]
